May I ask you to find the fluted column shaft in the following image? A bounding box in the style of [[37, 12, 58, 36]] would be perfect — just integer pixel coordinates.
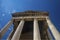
[[33, 19, 41, 40], [0, 20, 13, 38], [46, 18, 60, 40], [11, 20, 25, 40]]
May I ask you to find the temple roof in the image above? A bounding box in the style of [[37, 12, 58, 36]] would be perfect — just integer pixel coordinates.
[[12, 10, 49, 17]]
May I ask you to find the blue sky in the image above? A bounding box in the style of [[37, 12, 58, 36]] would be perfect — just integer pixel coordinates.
[[0, 0, 60, 40]]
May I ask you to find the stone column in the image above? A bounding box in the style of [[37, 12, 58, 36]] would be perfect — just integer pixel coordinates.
[[33, 19, 41, 40], [7, 21, 19, 40], [0, 20, 13, 38], [46, 17, 60, 40], [11, 20, 25, 40]]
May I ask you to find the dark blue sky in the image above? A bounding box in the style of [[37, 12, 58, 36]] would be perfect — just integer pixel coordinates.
[[0, 0, 60, 40]]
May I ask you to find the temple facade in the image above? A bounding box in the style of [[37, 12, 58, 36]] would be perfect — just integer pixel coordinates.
[[0, 11, 60, 40]]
